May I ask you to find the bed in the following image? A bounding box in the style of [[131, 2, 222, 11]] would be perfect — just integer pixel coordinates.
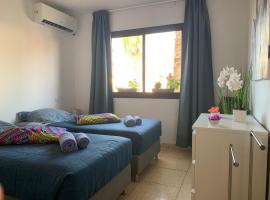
[[0, 134, 132, 200], [49, 119, 161, 181], [16, 109, 161, 180]]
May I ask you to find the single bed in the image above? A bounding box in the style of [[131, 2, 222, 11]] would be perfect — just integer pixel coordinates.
[[0, 134, 132, 200], [49, 119, 161, 180]]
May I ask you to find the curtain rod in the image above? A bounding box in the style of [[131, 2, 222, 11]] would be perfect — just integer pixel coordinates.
[[109, 0, 179, 13]]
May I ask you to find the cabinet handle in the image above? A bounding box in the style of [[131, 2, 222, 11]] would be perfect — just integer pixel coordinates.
[[228, 144, 239, 200], [248, 131, 266, 200], [250, 130, 266, 150], [229, 144, 239, 167]]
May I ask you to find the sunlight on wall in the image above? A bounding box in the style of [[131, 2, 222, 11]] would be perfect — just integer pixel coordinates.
[[0, 0, 73, 122]]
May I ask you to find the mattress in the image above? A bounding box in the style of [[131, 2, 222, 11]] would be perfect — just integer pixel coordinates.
[[50, 119, 161, 155], [0, 134, 132, 200]]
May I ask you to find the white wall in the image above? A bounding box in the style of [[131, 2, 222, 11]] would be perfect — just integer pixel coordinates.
[[73, 14, 92, 113], [72, 0, 251, 144], [208, 0, 250, 95], [0, 0, 75, 122], [110, 1, 185, 31], [252, 81, 270, 130]]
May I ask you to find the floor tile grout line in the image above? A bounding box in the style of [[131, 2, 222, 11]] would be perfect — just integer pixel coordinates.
[[141, 179, 182, 189], [154, 164, 191, 172], [149, 161, 192, 173], [122, 178, 182, 200], [121, 183, 138, 200], [120, 147, 191, 200], [174, 169, 190, 200]]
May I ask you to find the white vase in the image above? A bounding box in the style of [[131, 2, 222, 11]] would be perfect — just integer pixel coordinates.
[[233, 110, 247, 122], [208, 120, 220, 126]]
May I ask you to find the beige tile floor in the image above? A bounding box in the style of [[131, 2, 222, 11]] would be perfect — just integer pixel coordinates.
[[118, 144, 192, 200]]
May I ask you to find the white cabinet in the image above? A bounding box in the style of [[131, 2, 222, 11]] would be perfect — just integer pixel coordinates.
[[192, 114, 268, 200]]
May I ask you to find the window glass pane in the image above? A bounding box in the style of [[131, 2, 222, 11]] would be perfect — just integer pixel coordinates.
[[145, 31, 181, 93], [112, 36, 143, 92]]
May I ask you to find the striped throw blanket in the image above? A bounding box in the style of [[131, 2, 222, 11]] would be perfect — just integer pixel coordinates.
[[30, 125, 67, 136], [75, 113, 121, 125], [0, 127, 59, 145]]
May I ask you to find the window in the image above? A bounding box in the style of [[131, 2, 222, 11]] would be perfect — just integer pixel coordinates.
[[111, 24, 183, 99]]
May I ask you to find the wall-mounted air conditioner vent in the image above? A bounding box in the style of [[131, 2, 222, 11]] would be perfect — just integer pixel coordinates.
[[33, 3, 77, 35], [41, 19, 74, 33]]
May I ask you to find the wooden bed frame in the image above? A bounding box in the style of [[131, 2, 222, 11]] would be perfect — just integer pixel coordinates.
[[5, 164, 131, 200]]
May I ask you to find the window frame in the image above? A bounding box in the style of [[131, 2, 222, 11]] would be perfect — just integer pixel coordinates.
[[111, 23, 184, 99]]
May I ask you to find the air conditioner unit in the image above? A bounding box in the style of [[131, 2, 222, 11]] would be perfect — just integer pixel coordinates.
[[33, 2, 78, 35]]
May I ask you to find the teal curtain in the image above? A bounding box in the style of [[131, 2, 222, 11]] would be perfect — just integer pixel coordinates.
[[176, 0, 214, 147], [89, 10, 113, 114]]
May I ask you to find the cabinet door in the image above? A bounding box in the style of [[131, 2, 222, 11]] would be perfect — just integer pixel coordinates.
[[194, 130, 250, 200], [251, 133, 268, 200]]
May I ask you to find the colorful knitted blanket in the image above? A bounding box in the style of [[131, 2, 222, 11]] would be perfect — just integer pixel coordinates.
[[29, 125, 67, 136], [75, 113, 121, 125], [0, 127, 59, 145]]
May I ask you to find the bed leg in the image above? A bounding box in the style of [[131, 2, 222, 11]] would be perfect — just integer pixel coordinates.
[[135, 174, 139, 182], [154, 154, 159, 160]]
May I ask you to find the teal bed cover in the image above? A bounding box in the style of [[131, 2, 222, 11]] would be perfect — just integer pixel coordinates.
[[0, 134, 132, 200], [50, 119, 161, 155]]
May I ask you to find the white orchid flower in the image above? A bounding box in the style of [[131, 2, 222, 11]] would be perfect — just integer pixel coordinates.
[[217, 66, 243, 92]]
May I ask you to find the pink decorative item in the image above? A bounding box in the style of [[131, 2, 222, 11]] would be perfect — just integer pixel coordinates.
[[208, 114, 222, 126]]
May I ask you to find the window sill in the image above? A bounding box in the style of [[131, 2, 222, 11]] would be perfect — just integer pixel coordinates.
[[112, 92, 180, 99]]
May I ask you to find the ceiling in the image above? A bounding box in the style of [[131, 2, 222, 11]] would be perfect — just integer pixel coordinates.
[[42, 0, 169, 14]]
